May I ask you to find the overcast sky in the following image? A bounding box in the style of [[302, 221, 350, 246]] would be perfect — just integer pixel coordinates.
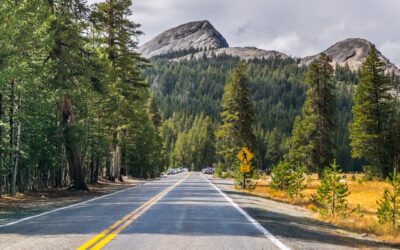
[[87, 0, 400, 65]]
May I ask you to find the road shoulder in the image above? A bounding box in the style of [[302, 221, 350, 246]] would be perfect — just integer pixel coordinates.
[[0, 178, 148, 226]]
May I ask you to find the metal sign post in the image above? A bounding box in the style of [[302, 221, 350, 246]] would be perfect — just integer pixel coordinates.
[[237, 147, 253, 189]]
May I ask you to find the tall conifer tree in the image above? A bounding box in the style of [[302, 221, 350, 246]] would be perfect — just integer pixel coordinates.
[[47, 0, 91, 190], [288, 53, 336, 176], [349, 46, 393, 178], [217, 63, 256, 172]]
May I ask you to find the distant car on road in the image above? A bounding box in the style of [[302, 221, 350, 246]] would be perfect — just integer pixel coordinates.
[[167, 169, 176, 175], [202, 167, 214, 174]]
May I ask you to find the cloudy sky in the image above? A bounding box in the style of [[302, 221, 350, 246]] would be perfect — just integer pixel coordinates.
[[88, 0, 400, 65]]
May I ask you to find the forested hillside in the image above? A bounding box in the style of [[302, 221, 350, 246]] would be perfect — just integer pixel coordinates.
[[143, 55, 362, 172]]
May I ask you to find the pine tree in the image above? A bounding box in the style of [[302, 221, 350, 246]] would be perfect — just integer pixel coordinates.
[[349, 46, 393, 178], [216, 63, 256, 172], [148, 94, 162, 128], [270, 161, 305, 198], [91, 0, 148, 181], [288, 53, 336, 176], [377, 169, 400, 230], [314, 160, 350, 217], [47, 0, 91, 190], [266, 128, 285, 168]]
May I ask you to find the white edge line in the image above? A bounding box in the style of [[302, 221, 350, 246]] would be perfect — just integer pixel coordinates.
[[201, 174, 291, 250], [0, 182, 146, 228]]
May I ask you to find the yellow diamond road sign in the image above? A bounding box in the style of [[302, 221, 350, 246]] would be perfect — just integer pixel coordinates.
[[240, 164, 251, 173], [237, 147, 253, 164]]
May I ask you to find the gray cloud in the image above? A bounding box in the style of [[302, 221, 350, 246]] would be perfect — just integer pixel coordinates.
[[88, 0, 400, 65]]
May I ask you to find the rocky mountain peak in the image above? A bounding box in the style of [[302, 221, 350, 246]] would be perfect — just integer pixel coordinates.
[[301, 38, 399, 75], [138, 20, 229, 58]]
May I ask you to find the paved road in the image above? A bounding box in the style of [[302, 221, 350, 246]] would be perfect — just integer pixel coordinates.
[[0, 172, 288, 250]]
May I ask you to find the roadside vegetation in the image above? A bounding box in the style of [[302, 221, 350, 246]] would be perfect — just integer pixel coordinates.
[[214, 47, 400, 242], [243, 172, 399, 242]]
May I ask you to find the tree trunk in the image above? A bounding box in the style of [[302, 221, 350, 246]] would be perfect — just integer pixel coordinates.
[[11, 116, 21, 196], [0, 89, 3, 197], [94, 156, 100, 183], [113, 132, 121, 181], [59, 96, 88, 191], [10, 79, 17, 196], [120, 129, 127, 180], [89, 155, 96, 183], [106, 155, 112, 181]]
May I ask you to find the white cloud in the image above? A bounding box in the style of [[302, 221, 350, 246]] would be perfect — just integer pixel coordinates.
[[257, 33, 300, 55], [380, 41, 400, 66]]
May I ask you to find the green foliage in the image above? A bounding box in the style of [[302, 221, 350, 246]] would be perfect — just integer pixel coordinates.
[[349, 46, 393, 178], [0, 0, 162, 193], [264, 128, 287, 169], [217, 63, 256, 172], [314, 160, 350, 217], [214, 162, 223, 177], [362, 165, 378, 181], [270, 161, 305, 198], [377, 170, 400, 230], [160, 113, 216, 170], [288, 54, 336, 176]]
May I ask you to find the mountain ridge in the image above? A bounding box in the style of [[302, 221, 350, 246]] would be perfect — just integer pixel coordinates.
[[138, 20, 399, 74]]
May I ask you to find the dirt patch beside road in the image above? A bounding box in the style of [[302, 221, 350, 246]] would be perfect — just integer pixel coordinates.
[[0, 178, 146, 225]]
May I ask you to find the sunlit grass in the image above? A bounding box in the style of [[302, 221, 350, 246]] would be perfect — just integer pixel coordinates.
[[250, 174, 399, 242]]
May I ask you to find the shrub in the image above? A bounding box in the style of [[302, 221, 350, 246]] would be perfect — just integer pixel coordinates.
[[214, 162, 223, 177], [362, 165, 379, 181], [377, 170, 400, 230], [234, 171, 256, 190], [314, 160, 350, 218], [270, 161, 305, 198]]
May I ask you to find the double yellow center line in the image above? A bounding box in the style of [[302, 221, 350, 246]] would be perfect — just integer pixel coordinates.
[[77, 173, 191, 250]]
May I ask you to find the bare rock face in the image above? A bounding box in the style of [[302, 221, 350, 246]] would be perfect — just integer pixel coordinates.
[[301, 38, 399, 75], [173, 47, 289, 61], [138, 20, 229, 58]]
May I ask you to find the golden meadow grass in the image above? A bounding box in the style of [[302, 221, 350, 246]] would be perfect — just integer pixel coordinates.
[[250, 174, 400, 242]]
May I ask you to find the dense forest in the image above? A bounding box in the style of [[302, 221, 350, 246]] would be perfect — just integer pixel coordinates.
[[143, 55, 363, 172], [0, 0, 163, 195]]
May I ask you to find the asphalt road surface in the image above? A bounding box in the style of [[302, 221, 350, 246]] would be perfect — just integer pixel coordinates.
[[0, 172, 392, 250]]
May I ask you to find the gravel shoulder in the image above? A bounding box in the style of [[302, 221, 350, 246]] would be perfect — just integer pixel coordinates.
[[208, 176, 400, 250]]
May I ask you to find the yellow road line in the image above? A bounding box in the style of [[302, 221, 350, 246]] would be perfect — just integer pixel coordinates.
[[77, 173, 191, 250]]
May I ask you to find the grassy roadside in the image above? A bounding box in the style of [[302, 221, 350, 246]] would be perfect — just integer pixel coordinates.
[[0, 178, 144, 225], [238, 174, 399, 243]]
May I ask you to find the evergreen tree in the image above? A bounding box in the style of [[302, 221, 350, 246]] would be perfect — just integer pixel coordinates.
[[377, 169, 400, 230], [265, 128, 286, 169], [216, 63, 256, 172], [270, 161, 305, 198], [148, 94, 162, 128], [47, 0, 91, 190], [91, 0, 149, 181], [314, 160, 350, 217], [349, 46, 393, 178], [288, 53, 336, 176]]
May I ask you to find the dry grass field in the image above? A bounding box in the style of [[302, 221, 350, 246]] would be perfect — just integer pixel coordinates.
[[250, 174, 400, 242]]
